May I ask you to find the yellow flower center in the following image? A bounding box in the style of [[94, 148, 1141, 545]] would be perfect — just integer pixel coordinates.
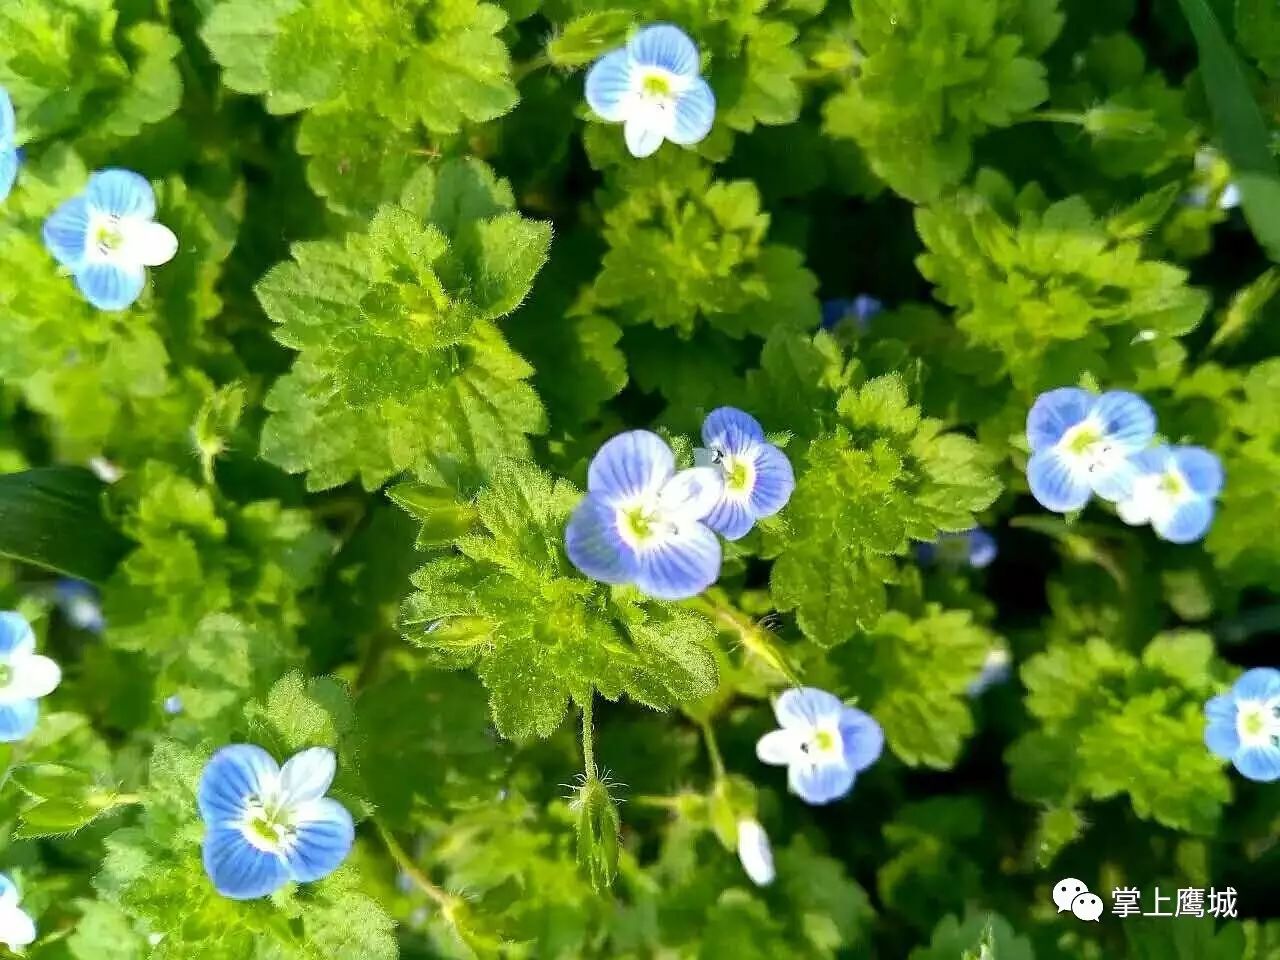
[[1158, 471, 1184, 497], [813, 730, 835, 752], [1067, 426, 1101, 456], [94, 222, 123, 254], [641, 73, 672, 97], [624, 506, 653, 541], [1243, 710, 1265, 738], [726, 458, 750, 492]]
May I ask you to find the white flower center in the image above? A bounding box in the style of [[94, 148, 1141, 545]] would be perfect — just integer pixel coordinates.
[[615, 493, 678, 549], [798, 724, 844, 763], [88, 213, 126, 260], [632, 66, 685, 105], [239, 793, 297, 853], [1057, 420, 1123, 475], [1237, 699, 1280, 750]]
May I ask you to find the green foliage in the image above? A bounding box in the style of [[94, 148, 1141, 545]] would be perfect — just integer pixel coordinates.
[[0, 0, 1275, 957]]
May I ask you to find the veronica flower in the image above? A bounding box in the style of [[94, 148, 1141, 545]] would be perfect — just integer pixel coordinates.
[[0, 612, 62, 743], [1116, 445, 1223, 544], [0, 875, 35, 952], [1204, 668, 1280, 783], [43, 168, 178, 311], [756, 687, 884, 805], [695, 408, 795, 540], [1188, 147, 1241, 211], [916, 528, 997, 569], [585, 24, 716, 158], [53, 579, 105, 633], [1025, 388, 1155, 513], [198, 745, 354, 900], [1, 87, 19, 202], [736, 819, 774, 887], [565, 430, 724, 600], [967, 647, 1013, 697], [820, 295, 883, 332], [163, 694, 184, 716]]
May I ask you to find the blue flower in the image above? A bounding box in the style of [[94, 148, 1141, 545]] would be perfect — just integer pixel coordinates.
[[197, 744, 354, 900], [755, 687, 884, 805], [967, 647, 1012, 697], [1204, 668, 1280, 783], [0, 874, 36, 951], [916, 528, 997, 569], [585, 24, 716, 158], [1116, 445, 1223, 544], [163, 694, 184, 715], [695, 407, 795, 540], [0, 612, 62, 743], [53, 579, 105, 633], [820, 295, 882, 331], [42, 168, 178, 311], [1025, 388, 1156, 513], [1, 87, 19, 202], [565, 430, 724, 600]]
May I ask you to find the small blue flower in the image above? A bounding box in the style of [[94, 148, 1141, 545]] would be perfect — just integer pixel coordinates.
[[0, 612, 62, 743], [565, 430, 724, 600], [967, 647, 1012, 697], [163, 694, 184, 716], [198, 745, 354, 900], [42, 168, 178, 311], [1, 87, 20, 202], [695, 407, 795, 540], [53, 579, 105, 633], [1116, 445, 1223, 544], [916, 528, 997, 569], [1204, 668, 1280, 783], [820, 295, 883, 332], [755, 687, 883, 805], [1025, 388, 1156, 513], [585, 24, 716, 158], [0, 874, 36, 951]]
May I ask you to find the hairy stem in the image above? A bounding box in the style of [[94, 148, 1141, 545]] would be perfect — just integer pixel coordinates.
[[375, 820, 454, 910]]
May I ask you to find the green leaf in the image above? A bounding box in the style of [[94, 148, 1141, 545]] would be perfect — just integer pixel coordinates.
[[1176, 0, 1280, 261], [0, 467, 131, 582]]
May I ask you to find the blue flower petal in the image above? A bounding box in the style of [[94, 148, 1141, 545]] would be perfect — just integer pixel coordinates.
[[0, 612, 34, 659], [1026, 388, 1092, 451], [820, 299, 853, 330], [565, 495, 640, 585], [1233, 667, 1280, 703], [702, 496, 755, 540], [1153, 497, 1213, 544], [748, 442, 794, 519], [587, 430, 674, 505], [585, 49, 633, 122], [282, 797, 354, 883], [1203, 694, 1240, 760], [1234, 744, 1280, 783], [1088, 453, 1140, 503], [1172, 446, 1223, 498], [198, 745, 280, 826], [1026, 449, 1091, 512], [628, 24, 700, 77], [75, 261, 146, 311], [838, 707, 884, 773], [0, 873, 15, 903], [632, 522, 721, 600], [968, 529, 998, 568], [0, 700, 39, 742], [202, 826, 290, 900], [0, 88, 14, 142], [43, 196, 92, 269], [670, 77, 715, 146], [702, 407, 765, 455], [775, 687, 844, 730], [84, 168, 155, 220], [0, 146, 17, 202], [788, 761, 855, 805], [1093, 391, 1156, 451]]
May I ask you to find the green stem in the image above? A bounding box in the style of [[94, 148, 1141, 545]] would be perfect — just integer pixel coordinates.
[[512, 52, 551, 83], [580, 695, 596, 775], [1021, 109, 1089, 126], [687, 592, 801, 684], [698, 719, 725, 782], [375, 820, 455, 910]]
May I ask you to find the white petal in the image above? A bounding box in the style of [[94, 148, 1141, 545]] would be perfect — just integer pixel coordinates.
[[6, 654, 61, 700], [278, 747, 337, 806], [0, 904, 36, 948], [736, 819, 775, 887], [657, 466, 722, 522], [756, 727, 803, 766], [623, 103, 672, 158], [121, 219, 178, 267]]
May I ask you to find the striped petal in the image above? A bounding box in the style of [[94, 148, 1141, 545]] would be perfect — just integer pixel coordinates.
[[85, 168, 155, 220], [202, 826, 289, 900], [587, 430, 674, 505], [1234, 744, 1280, 783], [1026, 449, 1091, 512], [1234, 667, 1280, 703], [564, 495, 640, 585], [632, 521, 721, 600], [1203, 694, 1240, 760], [0, 700, 38, 742], [1152, 497, 1213, 544], [748, 443, 794, 519], [1093, 391, 1156, 452], [788, 760, 855, 806], [279, 747, 337, 807], [198, 745, 280, 826], [585, 49, 634, 122], [702, 407, 765, 456], [629, 24, 700, 78], [1172, 446, 1224, 498], [774, 687, 844, 730], [702, 496, 754, 540], [281, 797, 354, 883], [42, 196, 92, 269], [838, 706, 884, 773], [670, 77, 715, 146], [1026, 388, 1092, 452], [74, 261, 147, 311]]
